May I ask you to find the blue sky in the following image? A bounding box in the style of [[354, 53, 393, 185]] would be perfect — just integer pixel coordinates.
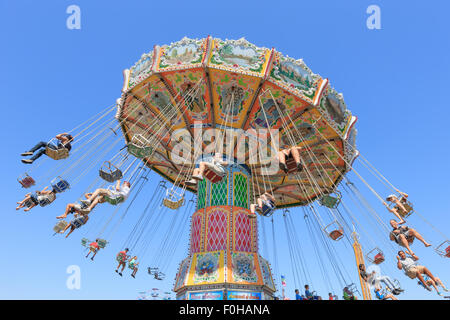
[[1, 0, 449, 300]]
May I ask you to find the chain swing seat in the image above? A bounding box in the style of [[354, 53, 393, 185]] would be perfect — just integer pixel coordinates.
[[18, 173, 36, 189], [103, 185, 125, 205], [435, 240, 450, 258], [323, 220, 344, 241], [256, 200, 276, 217], [81, 238, 90, 247], [163, 189, 185, 210], [319, 191, 342, 209], [53, 220, 69, 233], [389, 199, 414, 219], [127, 134, 153, 159], [285, 154, 300, 174], [99, 161, 123, 182], [203, 163, 225, 183], [366, 247, 385, 264], [45, 138, 69, 160], [51, 176, 70, 193]]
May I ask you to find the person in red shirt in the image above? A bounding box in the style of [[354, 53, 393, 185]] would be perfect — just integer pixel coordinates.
[[328, 293, 334, 300], [115, 248, 129, 276], [86, 239, 100, 260]]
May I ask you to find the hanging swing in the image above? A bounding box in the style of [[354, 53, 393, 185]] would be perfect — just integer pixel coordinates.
[[435, 240, 450, 258], [127, 134, 153, 159], [163, 188, 185, 210], [389, 199, 414, 218], [99, 161, 123, 182], [323, 220, 344, 241], [45, 138, 70, 160], [38, 192, 56, 207], [154, 272, 165, 280], [18, 173, 35, 189], [203, 164, 225, 183], [284, 152, 301, 174], [103, 185, 125, 205], [366, 247, 385, 264], [96, 239, 108, 249], [81, 238, 89, 247], [53, 220, 69, 233], [51, 176, 70, 193], [319, 191, 342, 209]]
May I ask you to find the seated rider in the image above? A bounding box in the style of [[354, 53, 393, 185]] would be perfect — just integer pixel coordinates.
[[343, 286, 357, 300], [374, 283, 398, 300], [128, 256, 139, 278], [249, 192, 276, 219], [417, 274, 448, 296], [81, 180, 131, 211], [389, 219, 431, 260], [56, 194, 93, 219], [304, 284, 322, 300], [383, 190, 411, 224], [21, 133, 73, 164], [115, 248, 130, 276], [58, 213, 89, 238], [185, 153, 228, 186], [359, 263, 403, 295], [16, 186, 56, 212], [278, 146, 303, 174], [86, 239, 101, 261], [396, 250, 442, 291]]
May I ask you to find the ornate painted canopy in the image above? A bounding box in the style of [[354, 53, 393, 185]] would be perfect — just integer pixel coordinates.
[[116, 36, 358, 208]]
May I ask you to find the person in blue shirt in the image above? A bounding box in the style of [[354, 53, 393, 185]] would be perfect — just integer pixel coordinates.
[[295, 289, 303, 300], [305, 284, 322, 300], [374, 284, 398, 300]]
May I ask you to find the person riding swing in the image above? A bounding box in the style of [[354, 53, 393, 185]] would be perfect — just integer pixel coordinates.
[[21, 133, 73, 164]]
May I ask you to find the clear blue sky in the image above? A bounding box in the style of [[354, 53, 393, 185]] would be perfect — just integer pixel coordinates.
[[1, 0, 449, 300]]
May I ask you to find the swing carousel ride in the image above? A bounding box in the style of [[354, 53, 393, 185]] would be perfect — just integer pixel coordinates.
[[17, 36, 449, 300]]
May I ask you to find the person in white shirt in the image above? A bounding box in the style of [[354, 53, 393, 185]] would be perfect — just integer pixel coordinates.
[[81, 180, 131, 211], [396, 250, 439, 291]]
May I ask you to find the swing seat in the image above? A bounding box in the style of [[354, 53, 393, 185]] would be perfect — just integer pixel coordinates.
[[81, 238, 89, 247], [435, 240, 450, 258], [53, 220, 69, 233], [204, 168, 224, 183], [97, 239, 107, 249], [319, 193, 341, 209], [104, 195, 124, 205], [99, 161, 123, 183], [398, 201, 414, 218], [24, 198, 36, 208], [373, 253, 385, 264], [323, 220, 344, 241], [39, 196, 54, 207], [163, 189, 185, 210], [127, 134, 153, 159], [163, 197, 185, 210], [71, 217, 86, 229], [45, 139, 70, 160], [285, 156, 299, 174], [256, 204, 275, 217], [155, 272, 165, 280], [51, 177, 70, 193], [18, 174, 35, 188], [329, 229, 344, 241], [367, 247, 385, 264]]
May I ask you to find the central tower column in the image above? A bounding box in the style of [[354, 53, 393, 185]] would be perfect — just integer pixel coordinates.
[[173, 160, 276, 300]]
